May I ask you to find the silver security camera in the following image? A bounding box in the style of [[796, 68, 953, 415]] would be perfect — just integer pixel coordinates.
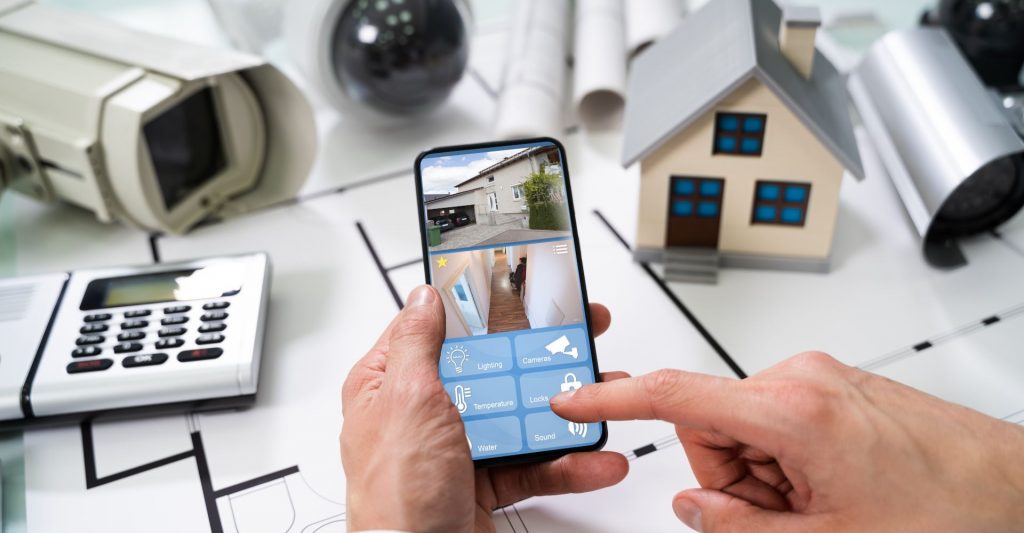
[[0, 0, 317, 234], [849, 28, 1024, 268]]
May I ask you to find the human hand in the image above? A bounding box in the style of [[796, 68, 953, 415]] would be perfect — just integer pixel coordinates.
[[551, 352, 1024, 532], [341, 285, 628, 532]]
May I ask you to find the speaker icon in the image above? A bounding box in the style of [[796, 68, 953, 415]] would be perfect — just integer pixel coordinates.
[[567, 421, 588, 438]]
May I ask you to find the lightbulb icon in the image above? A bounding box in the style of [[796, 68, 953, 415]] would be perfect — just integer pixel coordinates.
[[445, 345, 470, 374]]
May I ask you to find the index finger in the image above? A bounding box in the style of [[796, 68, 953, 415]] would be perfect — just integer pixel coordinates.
[[550, 370, 782, 447]]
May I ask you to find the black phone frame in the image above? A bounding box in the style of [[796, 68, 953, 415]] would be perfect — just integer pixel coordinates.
[[413, 137, 608, 469]]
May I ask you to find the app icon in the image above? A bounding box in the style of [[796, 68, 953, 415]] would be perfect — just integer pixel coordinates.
[[454, 384, 472, 414], [560, 373, 583, 393], [545, 334, 578, 359], [568, 421, 588, 438], [446, 344, 470, 374]]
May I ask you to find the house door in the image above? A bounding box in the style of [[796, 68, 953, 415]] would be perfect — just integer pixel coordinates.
[[487, 192, 498, 211], [666, 176, 724, 248]]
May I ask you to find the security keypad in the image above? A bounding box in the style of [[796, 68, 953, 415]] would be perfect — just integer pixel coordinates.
[[67, 299, 235, 374], [1, 253, 268, 425]]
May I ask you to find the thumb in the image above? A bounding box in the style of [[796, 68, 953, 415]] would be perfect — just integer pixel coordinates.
[[673, 489, 794, 533], [386, 285, 446, 379]]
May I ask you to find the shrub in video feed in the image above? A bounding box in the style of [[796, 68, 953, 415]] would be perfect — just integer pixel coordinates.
[[524, 163, 569, 231]]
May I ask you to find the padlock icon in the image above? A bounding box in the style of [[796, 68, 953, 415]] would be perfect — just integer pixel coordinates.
[[560, 373, 583, 393]]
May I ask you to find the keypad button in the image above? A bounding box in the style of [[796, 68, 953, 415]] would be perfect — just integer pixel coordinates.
[[114, 342, 143, 354], [158, 327, 187, 338], [161, 315, 188, 326], [202, 301, 230, 310], [124, 309, 151, 318], [122, 353, 168, 368], [198, 322, 226, 333], [72, 346, 102, 358], [196, 334, 225, 345], [67, 359, 114, 374], [76, 335, 104, 346], [80, 323, 109, 334], [200, 311, 228, 322], [122, 320, 148, 330], [118, 331, 145, 342], [163, 305, 191, 314], [177, 347, 224, 362], [155, 338, 185, 349], [83, 313, 112, 323]]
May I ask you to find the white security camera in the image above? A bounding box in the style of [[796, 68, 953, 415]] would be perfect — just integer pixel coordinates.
[[0, 0, 317, 234]]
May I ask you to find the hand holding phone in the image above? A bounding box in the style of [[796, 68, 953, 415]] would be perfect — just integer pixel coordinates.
[[340, 287, 627, 531], [415, 138, 607, 466]]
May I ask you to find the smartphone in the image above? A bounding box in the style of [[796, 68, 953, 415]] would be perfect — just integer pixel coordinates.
[[414, 138, 607, 467]]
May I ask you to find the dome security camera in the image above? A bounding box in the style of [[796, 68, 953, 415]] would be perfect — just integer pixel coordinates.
[[0, 0, 317, 234], [283, 0, 471, 123]]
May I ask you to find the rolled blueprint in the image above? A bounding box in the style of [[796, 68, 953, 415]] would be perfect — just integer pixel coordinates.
[[624, 0, 682, 57], [573, 0, 627, 129], [493, 0, 570, 139]]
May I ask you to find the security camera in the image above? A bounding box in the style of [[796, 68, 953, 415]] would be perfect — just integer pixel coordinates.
[[849, 28, 1024, 268], [0, 0, 317, 234], [282, 0, 471, 122]]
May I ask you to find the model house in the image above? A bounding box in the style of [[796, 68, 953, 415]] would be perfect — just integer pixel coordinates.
[[621, 0, 864, 283], [425, 144, 560, 228], [430, 241, 585, 338]]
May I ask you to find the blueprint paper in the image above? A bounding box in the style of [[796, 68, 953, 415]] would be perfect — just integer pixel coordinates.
[[572, 0, 627, 129], [624, 0, 683, 57], [493, 0, 570, 139]]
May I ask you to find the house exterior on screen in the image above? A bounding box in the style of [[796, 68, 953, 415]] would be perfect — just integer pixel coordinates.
[[621, 0, 864, 283], [425, 144, 561, 227]]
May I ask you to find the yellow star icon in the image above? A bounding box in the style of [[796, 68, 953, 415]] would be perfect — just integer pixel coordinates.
[[436, 256, 448, 268]]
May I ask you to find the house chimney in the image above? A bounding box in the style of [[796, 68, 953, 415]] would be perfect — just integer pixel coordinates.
[[779, 5, 821, 79]]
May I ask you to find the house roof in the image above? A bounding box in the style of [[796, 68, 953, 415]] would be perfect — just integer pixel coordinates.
[[621, 0, 864, 179], [424, 187, 481, 205], [454, 145, 557, 189]]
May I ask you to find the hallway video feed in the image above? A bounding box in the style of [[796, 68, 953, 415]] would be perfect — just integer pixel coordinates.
[[419, 141, 572, 252], [429, 241, 585, 338]]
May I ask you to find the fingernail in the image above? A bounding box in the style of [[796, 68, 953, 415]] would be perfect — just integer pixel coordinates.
[[406, 285, 435, 308], [673, 499, 702, 532], [550, 389, 577, 405]]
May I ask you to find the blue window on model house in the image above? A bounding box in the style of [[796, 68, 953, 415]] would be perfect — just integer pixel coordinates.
[[752, 181, 811, 226], [714, 112, 767, 156]]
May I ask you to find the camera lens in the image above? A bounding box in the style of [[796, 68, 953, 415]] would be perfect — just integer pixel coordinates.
[[933, 155, 1024, 235], [143, 88, 227, 211], [330, 0, 470, 116]]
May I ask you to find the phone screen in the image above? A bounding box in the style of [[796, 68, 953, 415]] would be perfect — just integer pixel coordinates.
[[415, 138, 605, 465]]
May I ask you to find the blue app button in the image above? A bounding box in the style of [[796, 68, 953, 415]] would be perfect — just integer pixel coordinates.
[[445, 376, 517, 417], [465, 417, 523, 458], [524, 411, 600, 451], [514, 328, 590, 369], [440, 337, 513, 379], [518, 366, 594, 409]]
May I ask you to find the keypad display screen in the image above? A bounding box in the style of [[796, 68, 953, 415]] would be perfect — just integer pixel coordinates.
[[80, 266, 241, 310], [418, 140, 602, 461]]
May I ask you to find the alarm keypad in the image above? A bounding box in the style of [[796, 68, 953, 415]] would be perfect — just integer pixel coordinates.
[[68, 298, 235, 374]]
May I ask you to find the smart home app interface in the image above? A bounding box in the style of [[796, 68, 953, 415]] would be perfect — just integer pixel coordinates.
[[418, 140, 601, 460]]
